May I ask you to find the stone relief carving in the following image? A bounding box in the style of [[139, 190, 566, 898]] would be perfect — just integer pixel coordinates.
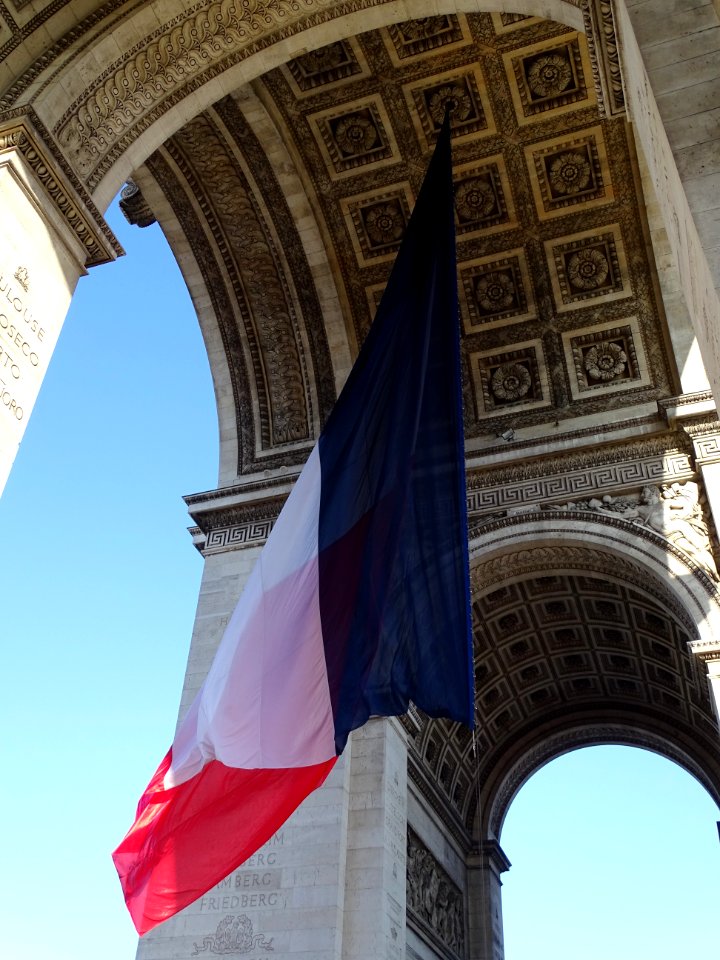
[[168, 111, 312, 447], [526, 52, 573, 99], [407, 829, 465, 959], [192, 914, 274, 955], [490, 362, 532, 402], [550, 481, 718, 578], [583, 339, 626, 381], [567, 245, 609, 290], [548, 148, 592, 195]]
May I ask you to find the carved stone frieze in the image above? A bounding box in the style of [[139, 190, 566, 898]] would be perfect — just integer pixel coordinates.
[[407, 828, 465, 960], [465, 436, 695, 517], [547, 480, 718, 579]]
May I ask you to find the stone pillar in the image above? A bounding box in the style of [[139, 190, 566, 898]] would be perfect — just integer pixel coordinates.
[[0, 114, 119, 494], [136, 753, 352, 960], [137, 517, 356, 960], [341, 718, 408, 960], [136, 502, 409, 960], [467, 841, 511, 960]]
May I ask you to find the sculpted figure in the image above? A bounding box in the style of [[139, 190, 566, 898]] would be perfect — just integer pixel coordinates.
[[637, 483, 717, 577]]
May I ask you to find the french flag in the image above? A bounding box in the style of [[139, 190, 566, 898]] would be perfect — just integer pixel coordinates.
[[113, 116, 474, 935]]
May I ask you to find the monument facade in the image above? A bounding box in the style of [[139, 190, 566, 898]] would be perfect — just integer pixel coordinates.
[[2, 3, 720, 958]]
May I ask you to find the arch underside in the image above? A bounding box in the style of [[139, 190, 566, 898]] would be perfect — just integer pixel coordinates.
[[112, 10, 720, 836], [5, 1, 718, 859], [130, 11, 675, 479], [409, 542, 720, 849]]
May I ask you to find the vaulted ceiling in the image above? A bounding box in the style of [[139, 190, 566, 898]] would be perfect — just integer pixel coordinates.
[[122, 11, 720, 842], [130, 11, 677, 476]]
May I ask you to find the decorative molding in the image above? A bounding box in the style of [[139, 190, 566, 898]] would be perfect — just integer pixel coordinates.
[[52, 0, 345, 187], [658, 391, 716, 425], [470, 513, 719, 599], [183, 437, 700, 551], [465, 441, 695, 517], [0, 1, 134, 106], [185, 490, 287, 553], [0, 111, 121, 265], [583, 0, 626, 119], [689, 639, 720, 664], [202, 520, 276, 556]]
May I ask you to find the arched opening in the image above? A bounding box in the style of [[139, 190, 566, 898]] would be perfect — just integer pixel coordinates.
[[500, 745, 720, 959], [2, 6, 720, 960]]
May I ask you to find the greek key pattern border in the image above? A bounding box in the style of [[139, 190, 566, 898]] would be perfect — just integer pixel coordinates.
[[194, 450, 696, 552], [466, 452, 693, 514], [693, 436, 720, 464], [203, 519, 275, 555]]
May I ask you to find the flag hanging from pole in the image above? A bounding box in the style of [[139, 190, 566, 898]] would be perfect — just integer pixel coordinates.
[[113, 115, 474, 936]]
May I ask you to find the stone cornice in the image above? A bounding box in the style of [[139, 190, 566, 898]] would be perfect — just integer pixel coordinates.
[[185, 433, 701, 553], [0, 109, 121, 266], [659, 390, 716, 426], [689, 639, 720, 664]]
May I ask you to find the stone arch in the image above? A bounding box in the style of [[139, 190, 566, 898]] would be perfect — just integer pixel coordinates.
[[14, 1, 587, 207], [469, 511, 720, 647], [467, 513, 720, 842], [409, 512, 720, 850]]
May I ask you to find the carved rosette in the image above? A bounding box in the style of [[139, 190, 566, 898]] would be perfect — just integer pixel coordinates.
[[583, 340, 627, 381], [567, 247, 609, 290], [491, 362, 532, 401], [549, 150, 591, 195], [527, 53, 573, 98]]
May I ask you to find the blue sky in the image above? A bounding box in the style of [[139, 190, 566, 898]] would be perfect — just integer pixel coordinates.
[[0, 201, 717, 960]]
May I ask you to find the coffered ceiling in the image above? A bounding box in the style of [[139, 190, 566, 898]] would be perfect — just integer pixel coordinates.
[[130, 11, 678, 476]]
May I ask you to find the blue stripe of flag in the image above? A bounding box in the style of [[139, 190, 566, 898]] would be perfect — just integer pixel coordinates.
[[316, 117, 474, 754]]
